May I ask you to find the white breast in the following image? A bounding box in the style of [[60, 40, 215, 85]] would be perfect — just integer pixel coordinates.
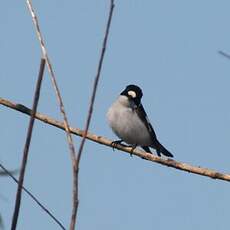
[[107, 96, 152, 146]]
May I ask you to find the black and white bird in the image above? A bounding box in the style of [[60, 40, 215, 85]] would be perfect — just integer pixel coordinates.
[[107, 84, 173, 157]]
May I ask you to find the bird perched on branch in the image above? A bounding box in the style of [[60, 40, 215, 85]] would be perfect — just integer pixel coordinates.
[[107, 84, 173, 158]]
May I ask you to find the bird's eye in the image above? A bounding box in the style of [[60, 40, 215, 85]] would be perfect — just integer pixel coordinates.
[[127, 90, 136, 98]]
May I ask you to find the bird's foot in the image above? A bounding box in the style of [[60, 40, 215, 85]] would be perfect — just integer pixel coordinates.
[[141, 146, 153, 159], [129, 145, 137, 157], [111, 140, 123, 151]]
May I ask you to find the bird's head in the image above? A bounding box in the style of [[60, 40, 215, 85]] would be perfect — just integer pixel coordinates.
[[120, 84, 143, 107]]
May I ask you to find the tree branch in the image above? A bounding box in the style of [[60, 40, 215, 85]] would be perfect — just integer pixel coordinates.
[[0, 169, 18, 176], [73, 0, 115, 228], [218, 50, 230, 59], [25, 1, 78, 228], [1, 97, 230, 182], [11, 58, 45, 230], [0, 162, 66, 229]]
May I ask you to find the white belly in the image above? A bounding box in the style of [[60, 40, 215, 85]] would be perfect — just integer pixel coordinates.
[[107, 102, 152, 146]]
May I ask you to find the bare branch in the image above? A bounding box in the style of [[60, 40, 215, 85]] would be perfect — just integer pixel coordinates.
[[218, 50, 230, 59], [0, 169, 18, 176], [0, 163, 66, 230], [73, 0, 115, 228], [11, 59, 45, 229], [25, 1, 77, 227], [0, 215, 3, 229], [1, 98, 230, 182]]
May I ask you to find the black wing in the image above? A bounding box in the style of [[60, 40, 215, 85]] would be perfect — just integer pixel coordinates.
[[135, 104, 174, 157], [135, 103, 157, 140]]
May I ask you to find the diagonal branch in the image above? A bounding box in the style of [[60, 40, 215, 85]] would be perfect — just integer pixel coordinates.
[[0, 162, 66, 230], [25, 1, 76, 166], [73, 0, 115, 228], [25, 1, 77, 228], [1, 97, 230, 182], [218, 50, 230, 59], [11, 58, 46, 230], [0, 169, 18, 176]]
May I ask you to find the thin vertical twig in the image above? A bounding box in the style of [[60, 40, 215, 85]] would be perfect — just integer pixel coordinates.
[[26, 1, 115, 228], [11, 59, 46, 230], [0, 163, 66, 230], [72, 1, 115, 229], [25, 1, 76, 163], [25, 2, 78, 228]]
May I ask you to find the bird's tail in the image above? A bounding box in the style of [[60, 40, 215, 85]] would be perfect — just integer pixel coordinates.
[[155, 141, 173, 158]]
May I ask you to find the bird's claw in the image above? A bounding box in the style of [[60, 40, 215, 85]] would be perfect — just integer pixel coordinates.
[[129, 145, 137, 157], [111, 140, 123, 151]]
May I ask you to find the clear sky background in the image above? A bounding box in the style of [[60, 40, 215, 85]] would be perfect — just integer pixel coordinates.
[[1, 1, 230, 229]]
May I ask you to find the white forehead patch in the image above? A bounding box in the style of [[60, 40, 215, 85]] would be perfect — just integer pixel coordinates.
[[128, 90, 136, 98]]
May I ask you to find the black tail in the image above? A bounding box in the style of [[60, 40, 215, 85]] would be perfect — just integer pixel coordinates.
[[156, 142, 173, 158]]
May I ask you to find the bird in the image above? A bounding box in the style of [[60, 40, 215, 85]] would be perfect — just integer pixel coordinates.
[[106, 84, 173, 157]]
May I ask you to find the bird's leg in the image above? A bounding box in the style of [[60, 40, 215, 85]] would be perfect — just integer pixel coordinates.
[[141, 146, 152, 154], [141, 146, 152, 159], [111, 139, 123, 150], [129, 144, 137, 157]]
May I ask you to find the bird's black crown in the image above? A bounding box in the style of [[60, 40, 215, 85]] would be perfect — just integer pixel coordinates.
[[120, 84, 143, 105], [121, 84, 143, 98]]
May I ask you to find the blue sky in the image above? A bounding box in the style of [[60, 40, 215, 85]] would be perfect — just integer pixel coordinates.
[[1, 1, 230, 229]]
